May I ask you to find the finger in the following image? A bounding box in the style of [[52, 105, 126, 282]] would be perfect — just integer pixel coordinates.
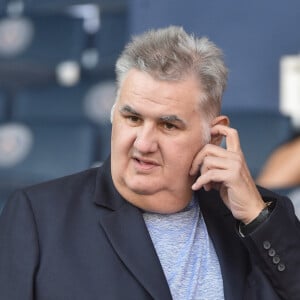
[[210, 125, 241, 153], [203, 182, 222, 192], [190, 144, 236, 175], [195, 154, 235, 190], [200, 156, 232, 175], [191, 169, 230, 191], [199, 156, 231, 191]]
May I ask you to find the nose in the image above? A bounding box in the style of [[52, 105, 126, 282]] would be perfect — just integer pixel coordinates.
[[133, 123, 158, 153]]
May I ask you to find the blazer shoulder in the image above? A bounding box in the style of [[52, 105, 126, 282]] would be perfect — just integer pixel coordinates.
[[13, 167, 100, 210], [257, 185, 288, 201], [27, 167, 98, 192]]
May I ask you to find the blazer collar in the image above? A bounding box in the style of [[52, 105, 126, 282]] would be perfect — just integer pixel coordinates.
[[93, 158, 172, 300], [196, 189, 250, 300], [93, 157, 124, 211]]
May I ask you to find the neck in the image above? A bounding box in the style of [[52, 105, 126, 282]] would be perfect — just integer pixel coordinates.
[[113, 180, 194, 214]]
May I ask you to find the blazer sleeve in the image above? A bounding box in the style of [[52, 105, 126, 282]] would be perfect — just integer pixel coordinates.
[[241, 195, 300, 300], [0, 190, 39, 300]]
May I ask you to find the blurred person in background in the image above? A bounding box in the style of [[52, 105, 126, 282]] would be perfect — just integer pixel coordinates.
[[0, 26, 299, 300], [257, 135, 300, 189], [257, 135, 300, 218]]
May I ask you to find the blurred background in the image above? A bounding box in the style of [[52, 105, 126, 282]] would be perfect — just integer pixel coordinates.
[[0, 0, 300, 215]]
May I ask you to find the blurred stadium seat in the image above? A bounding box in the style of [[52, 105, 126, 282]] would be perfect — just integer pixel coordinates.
[[91, 9, 128, 74], [11, 79, 114, 159], [224, 110, 293, 178], [0, 13, 86, 88], [0, 91, 8, 122], [12, 82, 97, 122], [21, 0, 128, 13], [0, 120, 97, 212]]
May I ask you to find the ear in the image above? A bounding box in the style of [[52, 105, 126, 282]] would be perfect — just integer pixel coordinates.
[[209, 115, 230, 146]]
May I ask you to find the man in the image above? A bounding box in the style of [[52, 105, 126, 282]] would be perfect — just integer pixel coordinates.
[[0, 26, 299, 300]]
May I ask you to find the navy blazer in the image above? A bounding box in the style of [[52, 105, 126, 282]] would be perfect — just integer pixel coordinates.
[[0, 159, 300, 300]]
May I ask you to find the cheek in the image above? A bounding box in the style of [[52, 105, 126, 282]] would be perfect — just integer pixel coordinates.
[[164, 140, 199, 170], [166, 134, 206, 168], [111, 122, 135, 154]]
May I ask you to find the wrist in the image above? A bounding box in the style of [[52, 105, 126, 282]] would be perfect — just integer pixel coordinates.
[[239, 201, 273, 237], [242, 201, 266, 225]]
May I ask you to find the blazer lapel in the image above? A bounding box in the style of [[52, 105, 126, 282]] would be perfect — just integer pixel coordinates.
[[93, 160, 172, 300], [197, 189, 250, 300]]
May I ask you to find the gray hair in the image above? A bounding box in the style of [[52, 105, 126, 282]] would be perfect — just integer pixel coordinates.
[[115, 26, 228, 119]]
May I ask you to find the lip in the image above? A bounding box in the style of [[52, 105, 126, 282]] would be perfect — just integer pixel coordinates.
[[132, 156, 160, 171]]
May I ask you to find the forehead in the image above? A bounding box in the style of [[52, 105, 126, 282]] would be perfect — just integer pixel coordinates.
[[117, 69, 203, 117]]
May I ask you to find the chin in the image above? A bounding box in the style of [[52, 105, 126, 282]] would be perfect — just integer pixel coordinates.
[[127, 184, 161, 196], [124, 177, 162, 195]]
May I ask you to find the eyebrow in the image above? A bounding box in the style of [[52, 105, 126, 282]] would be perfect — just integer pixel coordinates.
[[119, 104, 186, 126], [119, 105, 141, 116]]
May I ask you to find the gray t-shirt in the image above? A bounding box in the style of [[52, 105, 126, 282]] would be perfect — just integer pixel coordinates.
[[143, 198, 224, 300]]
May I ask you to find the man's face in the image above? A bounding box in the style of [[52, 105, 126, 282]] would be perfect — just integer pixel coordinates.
[[111, 69, 210, 213]]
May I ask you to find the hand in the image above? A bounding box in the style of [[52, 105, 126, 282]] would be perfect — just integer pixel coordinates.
[[190, 124, 265, 224]]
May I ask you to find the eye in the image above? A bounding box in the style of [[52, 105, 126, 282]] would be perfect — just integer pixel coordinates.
[[128, 115, 140, 122], [163, 122, 177, 130], [125, 115, 142, 125]]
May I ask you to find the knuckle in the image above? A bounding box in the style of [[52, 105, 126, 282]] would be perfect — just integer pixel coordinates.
[[229, 127, 238, 135], [236, 155, 243, 166], [208, 169, 218, 180], [202, 143, 211, 153], [233, 159, 243, 173], [202, 155, 210, 165]]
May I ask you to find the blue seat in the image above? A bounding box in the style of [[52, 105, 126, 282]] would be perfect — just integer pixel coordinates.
[[0, 3, 5, 14], [0, 13, 85, 63], [12, 83, 94, 122], [22, 0, 128, 13], [224, 110, 293, 178], [0, 189, 12, 214], [87, 9, 128, 75], [12, 80, 113, 160], [0, 13, 85, 87], [0, 120, 97, 213], [0, 91, 8, 122]]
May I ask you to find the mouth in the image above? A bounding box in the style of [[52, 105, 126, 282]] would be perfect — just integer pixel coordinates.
[[132, 157, 160, 171]]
